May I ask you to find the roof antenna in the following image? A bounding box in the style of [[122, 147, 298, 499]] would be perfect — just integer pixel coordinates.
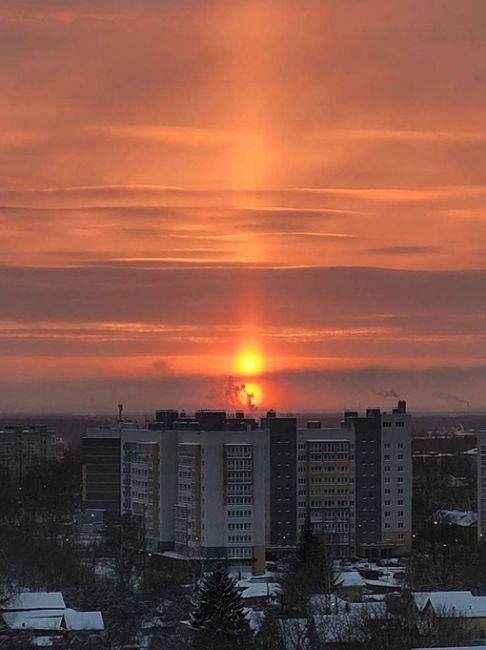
[[118, 403, 123, 423]]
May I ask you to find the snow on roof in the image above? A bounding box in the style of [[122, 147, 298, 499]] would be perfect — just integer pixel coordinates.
[[243, 607, 264, 632], [239, 581, 281, 599], [2, 611, 63, 630], [3, 592, 66, 611], [32, 637, 56, 647], [413, 591, 486, 617], [412, 592, 431, 612], [309, 596, 386, 618], [275, 603, 388, 647], [1, 593, 104, 632], [63, 609, 104, 631], [364, 579, 401, 590], [336, 570, 366, 588], [435, 509, 478, 527]]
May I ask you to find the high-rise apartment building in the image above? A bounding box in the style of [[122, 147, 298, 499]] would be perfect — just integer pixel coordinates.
[[120, 426, 178, 550], [82, 425, 123, 520], [295, 400, 412, 559], [296, 423, 355, 557], [116, 401, 412, 568], [0, 424, 56, 482], [121, 412, 269, 570]]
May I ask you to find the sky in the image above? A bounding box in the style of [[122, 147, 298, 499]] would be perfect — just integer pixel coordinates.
[[1, 0, 486, 413]]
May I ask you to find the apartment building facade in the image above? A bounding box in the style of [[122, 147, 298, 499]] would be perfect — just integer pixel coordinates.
[[296, 400, 412, 559], [116, 401, 412, 569], [0, 424, 56, 482], [120, 427, 178, 551], [82, 426, 123, 520]]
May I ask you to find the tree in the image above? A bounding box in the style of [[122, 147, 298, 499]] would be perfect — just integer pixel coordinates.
[[189, 564, 253, 650], [101, 514, 147, 646], [254, 604, 286, 650], [281, 518, 337, 616]]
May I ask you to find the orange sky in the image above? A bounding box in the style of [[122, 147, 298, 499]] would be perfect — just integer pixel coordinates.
[[1, 0, 486, 412]]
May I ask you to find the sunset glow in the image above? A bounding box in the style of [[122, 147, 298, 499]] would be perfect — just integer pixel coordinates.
[[0, 1, 485, 412]]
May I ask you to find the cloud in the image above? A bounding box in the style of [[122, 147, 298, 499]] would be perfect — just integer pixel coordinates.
[[0, 363, 485, 414], [0, 0, 486, 409], [367, 246, 437, 255], [89, 124, 237, 147]]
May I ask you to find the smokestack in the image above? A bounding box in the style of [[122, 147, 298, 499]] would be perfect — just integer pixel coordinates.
[[117, 403, 123, 423]]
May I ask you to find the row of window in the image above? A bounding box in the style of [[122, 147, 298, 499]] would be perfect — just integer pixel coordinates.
[[298, 477, 351, 484], [228, 522, 251, 530], [226, 471, 252, 480], [227, 510, 252, 518], [226, 459, 252, 469], [310, 500, 350, 507], [308, 453, 350, 461], [227, 547, 253, 558], [225, 447, 252, 457], [226, 484, 252, 495], [227, 535, 252, 543]]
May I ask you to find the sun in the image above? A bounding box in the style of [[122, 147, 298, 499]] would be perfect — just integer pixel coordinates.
[[236, 351, 263, 376]]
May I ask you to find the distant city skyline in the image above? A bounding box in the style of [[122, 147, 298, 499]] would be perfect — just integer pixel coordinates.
[[1, 1, 485, 411]]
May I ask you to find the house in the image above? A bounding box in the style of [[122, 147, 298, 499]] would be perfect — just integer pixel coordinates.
[[238, 578, 281, 608], [0, 592, 104, 647], [413, 591, 486, 640], [335, 571, 366, 602]]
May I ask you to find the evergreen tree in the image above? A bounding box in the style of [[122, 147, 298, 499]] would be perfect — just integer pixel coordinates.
[[189, 564, 253, 650], [254, 604, 286, 650], [281, 517, 337, 616]]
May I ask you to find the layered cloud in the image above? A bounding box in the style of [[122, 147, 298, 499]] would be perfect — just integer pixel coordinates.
[[0, 1, 485, 410]]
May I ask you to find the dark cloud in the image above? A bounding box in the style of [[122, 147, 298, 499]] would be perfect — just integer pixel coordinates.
[[366, 245, 438, 255], [0, 364, 485, 414]]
